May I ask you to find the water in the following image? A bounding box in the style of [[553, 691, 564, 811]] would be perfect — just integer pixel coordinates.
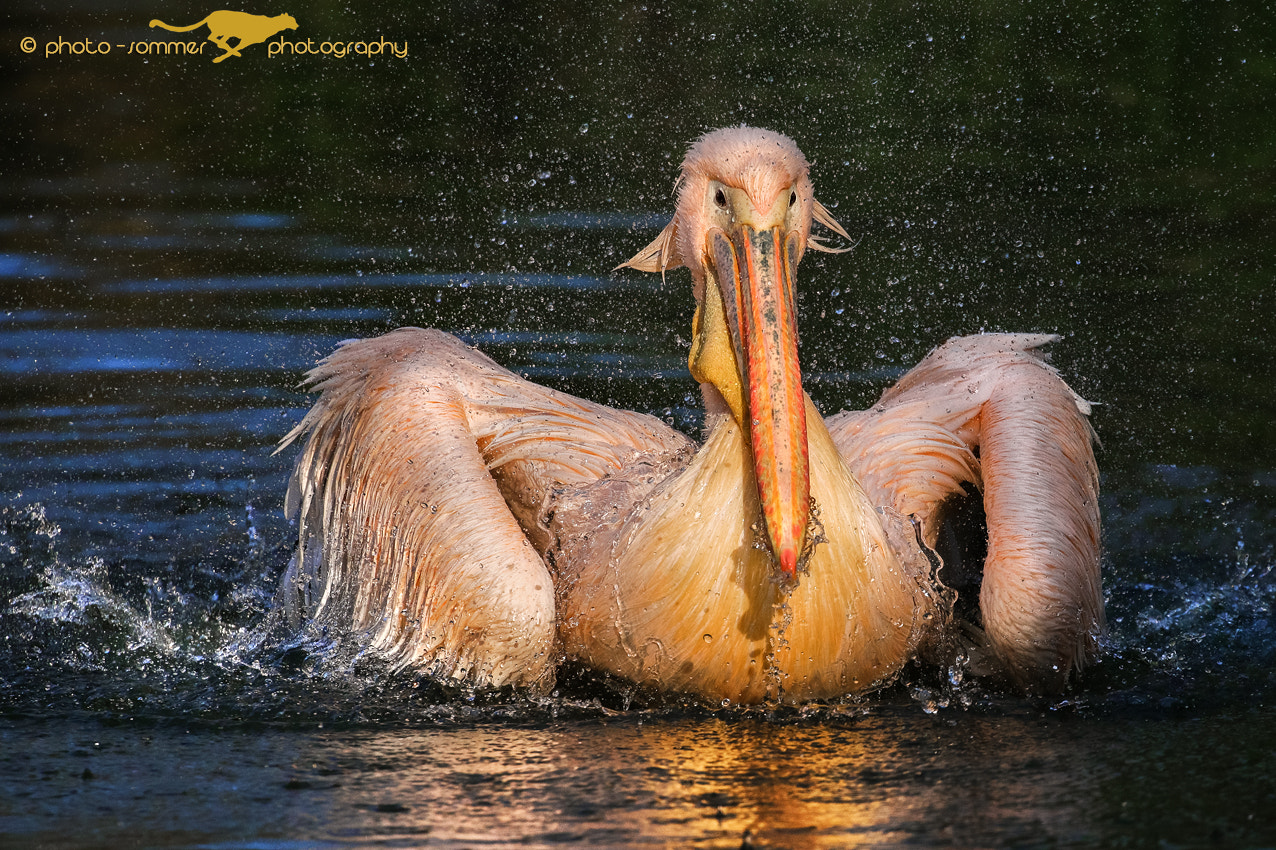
[[4, 708, 1275, 848], [3, 2, 1275, 846]]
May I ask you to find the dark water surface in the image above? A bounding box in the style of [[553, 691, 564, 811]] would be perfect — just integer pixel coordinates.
[[2, 1, 1275, 847], [3, 706, 1275, 848]]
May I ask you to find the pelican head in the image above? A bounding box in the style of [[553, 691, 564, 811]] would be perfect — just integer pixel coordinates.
[[621, 127, 850, 577]]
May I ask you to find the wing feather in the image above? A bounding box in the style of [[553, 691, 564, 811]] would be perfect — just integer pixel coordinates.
[[828, 333, 1102, 692], [277, 327, 691, 689]]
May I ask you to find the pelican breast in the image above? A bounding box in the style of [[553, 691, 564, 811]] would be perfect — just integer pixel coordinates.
[[554, 398, 938, 703]]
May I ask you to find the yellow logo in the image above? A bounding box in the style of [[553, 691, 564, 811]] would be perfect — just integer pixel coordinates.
[[148, 10, 298, 63], [24, 11, 405, 62]]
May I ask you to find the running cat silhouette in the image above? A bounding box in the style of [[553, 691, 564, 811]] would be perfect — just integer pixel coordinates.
[[149, 11, 298, 63]]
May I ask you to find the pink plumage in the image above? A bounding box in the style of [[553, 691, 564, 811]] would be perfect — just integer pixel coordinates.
[[278, 127, 1102, 701]]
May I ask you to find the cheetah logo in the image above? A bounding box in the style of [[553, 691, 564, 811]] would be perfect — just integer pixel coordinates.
[[149, 10, 298, 63]]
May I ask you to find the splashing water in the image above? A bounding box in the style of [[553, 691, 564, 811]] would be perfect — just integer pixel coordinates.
[[3, 472, 1274, 722]]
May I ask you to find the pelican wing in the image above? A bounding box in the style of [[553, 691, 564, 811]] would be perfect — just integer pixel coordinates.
[[827, 333, 1102, 692], [277, 327, 692, 690]]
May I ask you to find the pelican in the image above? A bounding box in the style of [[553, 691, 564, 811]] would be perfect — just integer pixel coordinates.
[[277, 127, 1102, 702]]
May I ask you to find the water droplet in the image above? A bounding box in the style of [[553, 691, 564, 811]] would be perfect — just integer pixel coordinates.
[[702, 633, 713, 644]]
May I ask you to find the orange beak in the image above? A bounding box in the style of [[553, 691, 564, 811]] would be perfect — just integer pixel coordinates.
[[706, 219, 810, 577]]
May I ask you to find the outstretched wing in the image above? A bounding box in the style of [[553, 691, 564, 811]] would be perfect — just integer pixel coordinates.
[[827, 333, 1102, 693], [277, 327, 692, 690]]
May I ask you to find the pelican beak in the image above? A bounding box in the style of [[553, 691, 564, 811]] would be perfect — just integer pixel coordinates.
[[690, 188, 810, 577]]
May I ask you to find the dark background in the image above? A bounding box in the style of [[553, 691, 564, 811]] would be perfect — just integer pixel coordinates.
[[1, 2, 1274, 846]]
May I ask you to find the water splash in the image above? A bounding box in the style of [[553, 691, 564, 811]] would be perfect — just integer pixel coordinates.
[[4, 486, 1275, 725], [10, 557, 177, 658]]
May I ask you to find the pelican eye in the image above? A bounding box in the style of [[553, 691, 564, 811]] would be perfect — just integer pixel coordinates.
[[789, 191, 797, 207], [713, 188, 727, 209]]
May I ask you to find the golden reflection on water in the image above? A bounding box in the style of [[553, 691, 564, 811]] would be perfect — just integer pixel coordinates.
[[11, 709, 1276, 847], [295, 711, 1095, 848]]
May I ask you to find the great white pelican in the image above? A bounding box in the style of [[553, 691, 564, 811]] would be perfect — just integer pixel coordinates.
[[277, 127, 1103, 702]]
